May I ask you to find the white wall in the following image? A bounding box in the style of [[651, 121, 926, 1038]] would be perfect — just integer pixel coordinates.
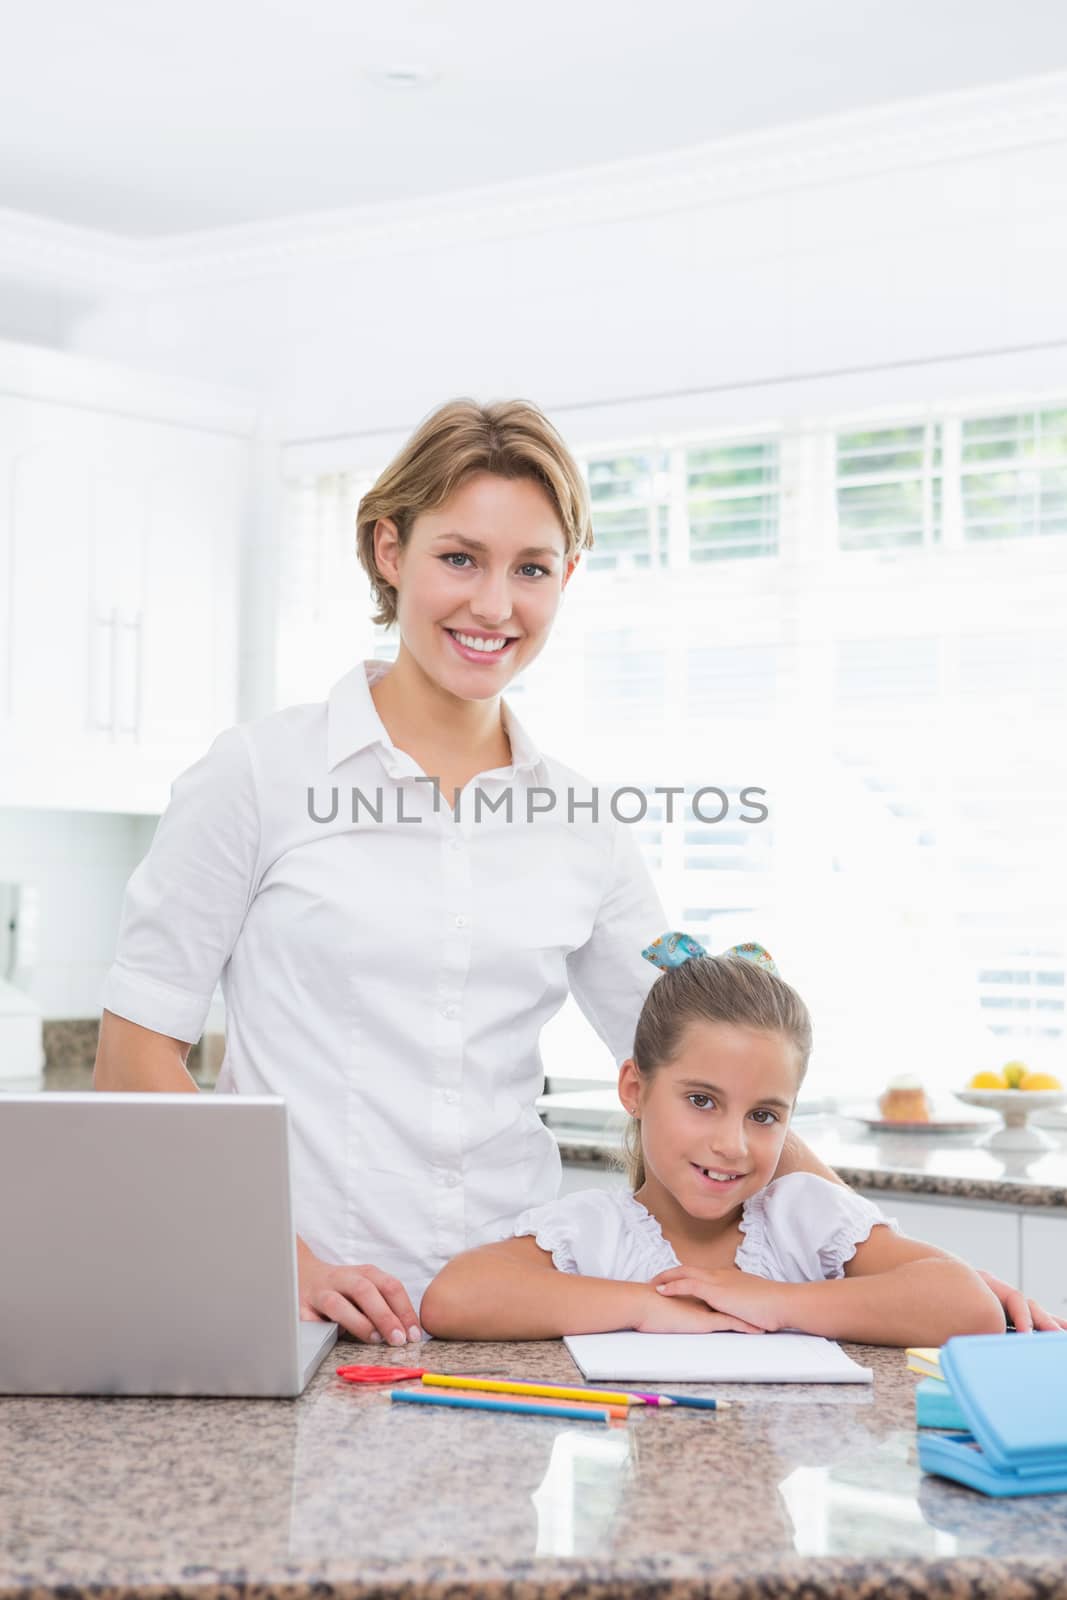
[[0, 810, 156, 1018]]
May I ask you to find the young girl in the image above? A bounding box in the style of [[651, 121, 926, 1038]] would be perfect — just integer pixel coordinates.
[[420, 933, 1007, 1347]]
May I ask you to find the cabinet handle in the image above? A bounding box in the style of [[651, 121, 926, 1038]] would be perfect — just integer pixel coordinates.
[[115, 613, 142, 738], [92, 611, 117, 735], [133, 610, 143, 740]]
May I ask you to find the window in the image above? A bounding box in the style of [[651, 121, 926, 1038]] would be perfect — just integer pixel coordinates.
[[584, 451, 669, 572], [284, 395, 1067, 1104], [836, 423, 942, 550], [687, 438, 779, 561], [961, 407, 1067, 542]]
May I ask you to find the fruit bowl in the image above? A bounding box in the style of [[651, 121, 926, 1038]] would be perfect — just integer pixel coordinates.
[[953, 1088, 1067, 1152]]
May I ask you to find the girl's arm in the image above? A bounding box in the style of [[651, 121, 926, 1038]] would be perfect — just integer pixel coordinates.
[[790, 1229, 1006, 1344], [421, 1236, 647, 1339], [653, 1230, 1007, 1347], [769, 1143, 1067, 1329], [420, 1235, 761, 1340]]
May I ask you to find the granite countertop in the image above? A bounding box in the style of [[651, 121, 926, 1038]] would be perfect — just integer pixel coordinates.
[[558, 1119, 1067, 1209], [4, 1340, 1067, 1600]]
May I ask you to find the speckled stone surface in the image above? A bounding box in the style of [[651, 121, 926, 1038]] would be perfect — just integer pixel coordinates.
[[3, 1341, 1067, 1600], [39, 1018, 101, 1075], [559, 1121, 1067, 1209]]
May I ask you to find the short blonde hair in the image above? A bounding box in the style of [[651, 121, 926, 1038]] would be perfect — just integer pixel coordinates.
[[356, 398, 594, 627], [621, 955, 813, 1191]]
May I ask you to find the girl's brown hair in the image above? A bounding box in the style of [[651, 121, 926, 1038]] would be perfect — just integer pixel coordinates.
[[356, 397, 594, 627], [622, 954, 813, 1190]]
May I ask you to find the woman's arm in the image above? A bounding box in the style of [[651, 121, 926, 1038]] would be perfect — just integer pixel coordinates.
[[420, 1235, 762, 1340], [94, 1010, 200, 1092], [772, 1129, 846, 1185], [652, 1229, 1006, 1347]]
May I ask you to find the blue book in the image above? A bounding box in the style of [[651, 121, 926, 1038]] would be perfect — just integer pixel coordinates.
[[918, 1331, 1067, 1497], [915, 1376, 966, 1430]]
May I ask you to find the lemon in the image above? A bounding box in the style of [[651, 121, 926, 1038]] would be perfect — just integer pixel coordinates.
[[1020, 1071, 1063, 1092], [968, 1070, 1007, 1090], [1001, 1060, 1028, 1089]]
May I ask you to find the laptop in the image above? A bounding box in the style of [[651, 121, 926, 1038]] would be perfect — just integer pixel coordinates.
[[0, 1093, 337, 1397]]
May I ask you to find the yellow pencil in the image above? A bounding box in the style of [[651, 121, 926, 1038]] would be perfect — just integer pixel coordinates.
[[432, 1386, 627, 1420], [423, 1374, 646, 1406]]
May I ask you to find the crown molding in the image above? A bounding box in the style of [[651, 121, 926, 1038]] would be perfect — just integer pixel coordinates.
[[2, 71, 1066, 292], [0, 208, 142, 290]]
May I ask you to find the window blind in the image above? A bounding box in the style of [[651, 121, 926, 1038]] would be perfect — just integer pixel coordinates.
[[836, 423, 942, 551], [961, 407, 1067, 542]]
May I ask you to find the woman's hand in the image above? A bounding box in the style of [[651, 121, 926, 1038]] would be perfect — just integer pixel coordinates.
[[297, 1237, 422, 1344], [976, 1269, 1067, 1332], [633, 1280, 764, 1336], [650, 1264, 791, 1332]]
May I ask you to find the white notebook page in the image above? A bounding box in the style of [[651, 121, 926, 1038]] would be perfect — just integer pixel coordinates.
[[563, 1331, 873, 1384]]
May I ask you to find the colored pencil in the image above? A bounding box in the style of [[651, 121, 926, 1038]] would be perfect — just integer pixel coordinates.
[[435, 1386, 627, 1419], [391, 1389, 609, 1423], [654, 1394, 731, 1410], [422, 1373, 646, 1406]]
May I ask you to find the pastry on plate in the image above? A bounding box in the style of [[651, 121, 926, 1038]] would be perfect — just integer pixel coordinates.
[[878, 1073, 933, 1123]]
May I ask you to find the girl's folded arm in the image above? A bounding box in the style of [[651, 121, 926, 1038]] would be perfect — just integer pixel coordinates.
[[784, 1228, 1007, 1345], [419, 1234, 654, 1340]]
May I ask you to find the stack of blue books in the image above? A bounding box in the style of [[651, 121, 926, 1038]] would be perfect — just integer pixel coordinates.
[[918, 1331, 1067, 1497]]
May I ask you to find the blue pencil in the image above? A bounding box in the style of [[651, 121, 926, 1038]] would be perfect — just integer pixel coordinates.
[[390, 1388, 609, 1423], [656, 1394, 729, 1410]]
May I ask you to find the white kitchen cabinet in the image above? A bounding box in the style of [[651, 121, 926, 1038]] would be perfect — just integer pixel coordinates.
[[87, 413, 244, 751], [1020, 1213, 1067, 1318], [137, 432, 243, 747], [10, 439, 94, 742], [0, 346, 252, 811]]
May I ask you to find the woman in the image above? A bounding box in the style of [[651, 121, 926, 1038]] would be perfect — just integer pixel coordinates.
[[95, 398, 1058, 1343]]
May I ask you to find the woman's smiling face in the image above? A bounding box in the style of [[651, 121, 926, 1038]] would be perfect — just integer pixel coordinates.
[[375, 472, 575, 701], [620, 1020, 802, 1220]]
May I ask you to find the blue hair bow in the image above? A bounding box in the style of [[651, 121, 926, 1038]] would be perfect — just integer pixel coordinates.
[[641, 931, 779, 976]]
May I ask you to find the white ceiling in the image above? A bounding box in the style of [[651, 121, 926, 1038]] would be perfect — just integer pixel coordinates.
[[5, 0, 1067, 239]]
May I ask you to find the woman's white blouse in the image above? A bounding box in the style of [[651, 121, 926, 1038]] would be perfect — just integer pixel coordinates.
[[101, 659, 665, 1308], [513, 1172, 899, 1282]]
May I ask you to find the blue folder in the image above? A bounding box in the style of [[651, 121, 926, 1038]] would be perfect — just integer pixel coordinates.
[[918, 1331, 1067, 1497]]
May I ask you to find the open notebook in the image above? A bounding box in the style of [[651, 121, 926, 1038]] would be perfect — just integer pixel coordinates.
[[564, 1331, 874, 1384]]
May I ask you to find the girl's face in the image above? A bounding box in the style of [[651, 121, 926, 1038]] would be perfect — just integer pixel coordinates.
[[375, 472, 576, 703], [619, 1020, 802, 1220]]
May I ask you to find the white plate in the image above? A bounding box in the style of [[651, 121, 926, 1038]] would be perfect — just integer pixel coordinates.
[[953, 1088, 1067, 1113], [953, 1087, 1067, 1152], [844, 1110, 987, 1135]]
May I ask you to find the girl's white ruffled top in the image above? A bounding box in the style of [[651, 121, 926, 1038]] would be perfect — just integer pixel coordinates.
[[514, 1171, 899, 1282]]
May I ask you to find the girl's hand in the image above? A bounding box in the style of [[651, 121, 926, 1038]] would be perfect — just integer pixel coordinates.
[[297, 1237, 422, 1345], [651, 1264, 790, 1333], [633, 1282, 764, 1336], [976, 1269, 1067, 1333]]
